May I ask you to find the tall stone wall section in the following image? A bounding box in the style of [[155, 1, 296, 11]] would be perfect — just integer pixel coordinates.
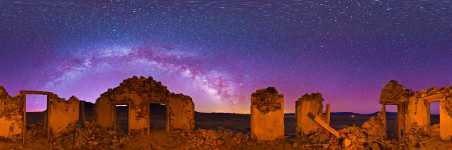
[[48, 95, 80, 137], [168, 94, 195, 131], [405, 96, 429, 131], [250, 87, 284, 141], [95, 97, 114, 128], [0, 87, 24, 139], [440, 96, 452, 140]]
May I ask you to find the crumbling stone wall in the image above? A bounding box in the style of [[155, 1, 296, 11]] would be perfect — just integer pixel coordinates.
[[404, 96, 430, 132], [296, 93, 327, 136], [380, 80, 413, 105], [250, 87, 284, 141], [48, 95, 80, 137], [0, 86, 24, 138], [379, 80, 412, 139], [440, 96, 452, 140], [96, 76, 171, 133], [380, 81, 452, 141], [95, 97, 114, 128], [95, 76, 195, 134], [168, 94, 195, 131]]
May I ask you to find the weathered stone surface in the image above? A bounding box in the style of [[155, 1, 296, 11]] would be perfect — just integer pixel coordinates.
[[48, 95, 80, 137], [95, 76, 195, 134], [168, 94, 195, 131], [251, 87, 283, 114], [444, 95, 452, 116], [440, 96, 452, 140], [95, 97, 114, 128], [361, 111, 385, 138], [296, 93, 325, 136], [379, 81, 452, 141], [250, 87, 284, 141], [0, 86, 24, 139], [4, 77, 452, 149], [380, 80, 413, 104], [405, 96, 430, 131]]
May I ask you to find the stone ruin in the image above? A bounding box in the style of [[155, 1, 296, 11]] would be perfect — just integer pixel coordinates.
[[250, 87, 285, 141], [295, 93, 330, 136], [0, 88, 80, 140], [0, 86, 24, 139], [1, 76, 452, 149], [379, 80, 452, 141], [0, 76, 196, 145], [95, 76, 195, 134]]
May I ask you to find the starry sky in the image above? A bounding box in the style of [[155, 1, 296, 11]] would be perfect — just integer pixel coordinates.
[[1, 0, 451, 113]]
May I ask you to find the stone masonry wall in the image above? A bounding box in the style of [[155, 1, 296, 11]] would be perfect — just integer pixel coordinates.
[[168, 94, 195, 131], [405, 96, 429, 131], [0, 87, 24, 138], [296, 93, 324, 136], [440, 96, 452, 140], [95, 76, 195, 134], [250, 87, 284, 141], [48, 95, 80, 137]]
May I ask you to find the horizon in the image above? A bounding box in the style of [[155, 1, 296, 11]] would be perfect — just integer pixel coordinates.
[[1, 1, 452, 114]]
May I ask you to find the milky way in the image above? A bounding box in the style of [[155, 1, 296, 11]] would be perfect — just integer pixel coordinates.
[[1, 0, 452, 113]]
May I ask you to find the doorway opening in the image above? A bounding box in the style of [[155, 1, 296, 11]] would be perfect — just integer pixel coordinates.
[[149, 103, 167, 131], [115, 104, 129, 134], [25, 94, 48, 135], [385, 105, 398, 138], [430, 102, 440, 125]]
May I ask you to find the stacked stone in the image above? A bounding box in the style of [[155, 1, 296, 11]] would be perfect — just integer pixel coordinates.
[[296, 93, 325, 136], [0, 86, 24, 139], [380, 80, 413, 104], [250, 87, 285, 141]]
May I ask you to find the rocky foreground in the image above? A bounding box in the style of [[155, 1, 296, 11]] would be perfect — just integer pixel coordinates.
[[1, 121, 452, 150]]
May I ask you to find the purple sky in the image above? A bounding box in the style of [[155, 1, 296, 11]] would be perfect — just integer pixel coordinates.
[[1, 0, 452, 113]]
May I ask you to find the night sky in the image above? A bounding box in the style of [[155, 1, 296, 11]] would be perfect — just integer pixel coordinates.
[[1, 0, 451, 113]]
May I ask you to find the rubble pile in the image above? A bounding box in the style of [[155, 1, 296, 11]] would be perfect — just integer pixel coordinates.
[[26, 123, 47, 139], [22, 126, 295, 150], [338, 126, 392, 150], [401, 124, 431, 149], [168, 129, 251, 149], [296, 128, 331, 144], [361, 112, 386, 138]]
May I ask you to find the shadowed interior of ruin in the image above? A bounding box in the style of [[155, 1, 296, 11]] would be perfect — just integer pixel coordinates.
[[149, 103, 167, 130], [115, 104, 129, 134], [430, 102, 440, 125]]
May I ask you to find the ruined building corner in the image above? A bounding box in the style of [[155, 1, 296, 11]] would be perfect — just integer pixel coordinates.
[[380, 80, 413, 104]]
